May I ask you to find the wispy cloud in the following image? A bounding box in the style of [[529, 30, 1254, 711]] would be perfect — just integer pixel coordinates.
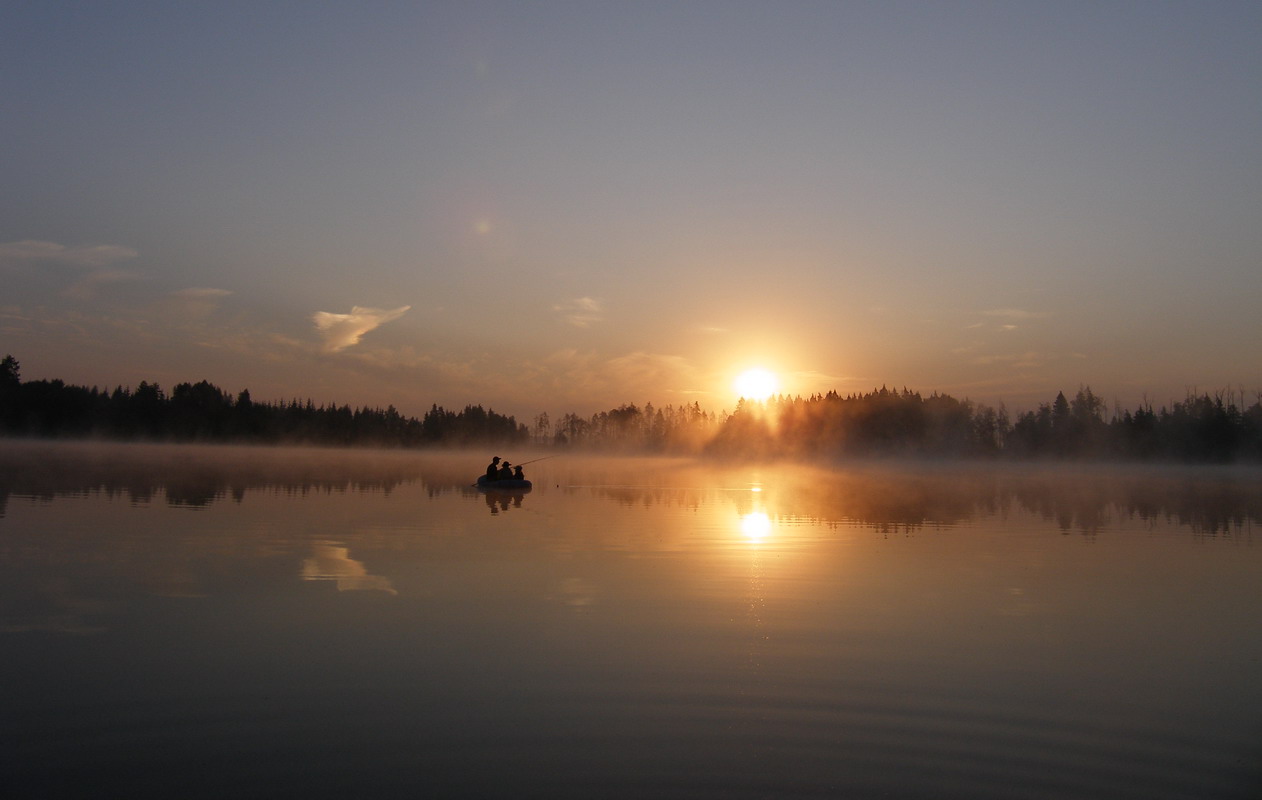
[[312, 305, 410, 353], [968, 308, 1051, 332], [981, 308, 1051, 321], [0, 240, 138, 269], [969, 350, 1084, 369], [534, 349, 701, 402], [166, 287, 233, 319], [2, 239, 142, 299], [788, 369, 856, 389], [172, 287, 232, 299], [335, 344, 475, 381], [604, 351, 694, 388], [554, 297, 603, 328], [64, 268, 140, 300]]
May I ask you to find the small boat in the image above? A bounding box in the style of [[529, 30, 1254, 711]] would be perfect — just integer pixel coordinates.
[[475, 475, 533, 490]]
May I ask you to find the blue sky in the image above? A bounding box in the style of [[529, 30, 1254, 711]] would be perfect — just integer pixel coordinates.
[[3, 1, 1260, 417]]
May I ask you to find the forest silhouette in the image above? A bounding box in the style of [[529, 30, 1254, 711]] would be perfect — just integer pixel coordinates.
[[2, 354, 1259, 461], [0, 355, 526, 448]]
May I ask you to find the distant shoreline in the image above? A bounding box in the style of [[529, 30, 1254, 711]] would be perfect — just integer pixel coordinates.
[[3, 355, 1259, 462]]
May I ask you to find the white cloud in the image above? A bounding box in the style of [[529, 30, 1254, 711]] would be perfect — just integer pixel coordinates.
[[312, 305, 410, 353], [0, 240, 138, 269], [553, 296, 603, 328]]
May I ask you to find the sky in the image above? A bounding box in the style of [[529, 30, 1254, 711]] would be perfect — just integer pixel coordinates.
[[3, 1, 1261, 419]]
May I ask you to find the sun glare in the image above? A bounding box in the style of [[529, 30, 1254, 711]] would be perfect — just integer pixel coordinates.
[[734, 368, 779, 401], [740, 511, 772, 541]]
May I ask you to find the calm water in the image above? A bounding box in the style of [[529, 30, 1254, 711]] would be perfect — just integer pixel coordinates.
[[2, 442, 1260, 799]]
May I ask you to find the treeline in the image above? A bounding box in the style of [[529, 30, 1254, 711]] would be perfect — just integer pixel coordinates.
[[535, 402, 719, 453], [4, 355, 1260, 461], [0, 356, 528, 447], [548, 385, 1262, 462], [703, 386, 1262, 462]]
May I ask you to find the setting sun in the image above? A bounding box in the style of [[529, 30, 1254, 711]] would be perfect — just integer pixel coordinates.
[[734, 368, 779, 401]]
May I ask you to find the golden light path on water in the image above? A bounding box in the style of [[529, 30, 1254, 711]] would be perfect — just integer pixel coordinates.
[[737, 482, 775, 543]]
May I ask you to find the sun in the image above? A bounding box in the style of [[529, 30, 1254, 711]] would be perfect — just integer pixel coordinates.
[[733, 368, 779, 401]]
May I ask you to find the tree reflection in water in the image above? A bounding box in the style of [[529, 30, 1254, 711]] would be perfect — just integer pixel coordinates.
[[2, 442, 1259, 536], [3, 442, 1259, 799]]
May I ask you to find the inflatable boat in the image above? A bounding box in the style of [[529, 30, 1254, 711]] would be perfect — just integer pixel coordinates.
[[475, 475, 533, 490]]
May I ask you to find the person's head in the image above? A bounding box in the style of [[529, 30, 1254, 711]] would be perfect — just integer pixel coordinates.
[[492, 456, 500, 463]]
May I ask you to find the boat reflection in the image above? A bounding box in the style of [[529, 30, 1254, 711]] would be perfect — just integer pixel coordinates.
[[2, 445, 1258, 643], [480, 489, 529, 515], [2, 442, 1259, 535], [5, 452, 1260, 799]]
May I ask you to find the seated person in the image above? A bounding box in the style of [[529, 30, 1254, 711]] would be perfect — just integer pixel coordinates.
[[512, 465, 525, 481], [497, 461, 514, 480], [485, 457, 501, 480]]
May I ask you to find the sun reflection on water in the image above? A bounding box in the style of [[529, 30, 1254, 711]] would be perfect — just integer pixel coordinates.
[[740, 511, 772, 541]]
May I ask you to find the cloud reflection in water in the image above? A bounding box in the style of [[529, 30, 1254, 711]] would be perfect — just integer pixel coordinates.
[[300, 541, 397, 594]]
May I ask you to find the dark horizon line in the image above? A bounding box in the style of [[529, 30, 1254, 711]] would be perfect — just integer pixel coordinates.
[[4, 354, 1261, 463]]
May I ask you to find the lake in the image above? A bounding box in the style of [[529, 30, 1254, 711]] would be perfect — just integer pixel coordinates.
[[2, 441, 1260, 799]]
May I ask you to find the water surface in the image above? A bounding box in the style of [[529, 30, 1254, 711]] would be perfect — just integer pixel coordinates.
[[2, 442, 1259, 798]]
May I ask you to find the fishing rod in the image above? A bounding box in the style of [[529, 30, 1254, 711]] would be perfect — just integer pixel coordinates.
[[514, 455, 556, 466]]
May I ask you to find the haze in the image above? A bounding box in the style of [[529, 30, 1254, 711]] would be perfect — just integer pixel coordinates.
[[3, 1, 1260, 417]]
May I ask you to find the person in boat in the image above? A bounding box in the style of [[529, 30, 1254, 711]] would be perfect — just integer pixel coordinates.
[[485, 456, 501, 481], [497, 460, 514, 480], [512, 464, 525, 481]]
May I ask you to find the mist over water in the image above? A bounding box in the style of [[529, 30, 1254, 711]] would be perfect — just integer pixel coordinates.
[[5, 441, 1258, 533], [2, 442, 1259, 798]]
